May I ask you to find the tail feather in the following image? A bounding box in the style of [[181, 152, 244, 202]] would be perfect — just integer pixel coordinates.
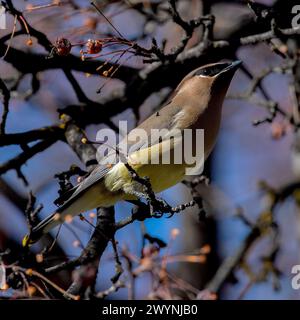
[[32, 210, 62, 234]]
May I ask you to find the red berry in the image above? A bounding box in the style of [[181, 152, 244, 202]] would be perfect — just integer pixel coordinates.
[[54, 38, 72, 56], [86, 39, 102, 54]]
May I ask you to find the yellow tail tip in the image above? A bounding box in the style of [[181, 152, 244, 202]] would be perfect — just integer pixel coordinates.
[[22, 234, 34, 247]]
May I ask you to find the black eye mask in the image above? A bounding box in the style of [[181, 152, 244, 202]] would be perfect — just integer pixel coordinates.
[[196, 63, 231, 77]]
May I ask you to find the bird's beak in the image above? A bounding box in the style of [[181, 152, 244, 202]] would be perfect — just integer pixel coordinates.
[[214, 60, 242, 79], [224, 60, 242, 72]]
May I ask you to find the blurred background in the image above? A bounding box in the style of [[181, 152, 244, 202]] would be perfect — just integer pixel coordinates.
[[1, 0, 300, 299]]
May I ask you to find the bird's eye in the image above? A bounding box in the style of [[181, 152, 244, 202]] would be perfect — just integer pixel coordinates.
[[200, 68, 209, 76]]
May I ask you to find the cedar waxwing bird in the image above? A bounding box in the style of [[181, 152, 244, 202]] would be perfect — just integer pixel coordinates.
[[22, 60, 241, 246]]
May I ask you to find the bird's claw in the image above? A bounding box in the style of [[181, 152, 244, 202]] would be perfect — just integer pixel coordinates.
[[148, 198, 172, 218], [166, 211, 175, 218]]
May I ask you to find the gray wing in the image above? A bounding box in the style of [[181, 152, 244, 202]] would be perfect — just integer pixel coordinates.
[[54, 164, 110, 208], [119, 102, 183, 153]]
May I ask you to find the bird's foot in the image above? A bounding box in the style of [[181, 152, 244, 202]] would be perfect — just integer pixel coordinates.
[[148, 197, 172, 218]]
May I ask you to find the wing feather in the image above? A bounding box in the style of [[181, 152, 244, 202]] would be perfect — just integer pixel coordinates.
[[54, 103, 183, 207]]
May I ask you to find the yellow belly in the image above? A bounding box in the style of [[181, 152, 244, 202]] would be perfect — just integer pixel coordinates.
[[105, 138, 189, 195], [131, 163, 186, 193], [60, 161, 186, 219], [104, 161, 186, 199], [63, 141, 190, 216]]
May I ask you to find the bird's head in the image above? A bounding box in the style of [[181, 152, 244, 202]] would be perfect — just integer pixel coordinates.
[[175, 60, 242, 101]]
